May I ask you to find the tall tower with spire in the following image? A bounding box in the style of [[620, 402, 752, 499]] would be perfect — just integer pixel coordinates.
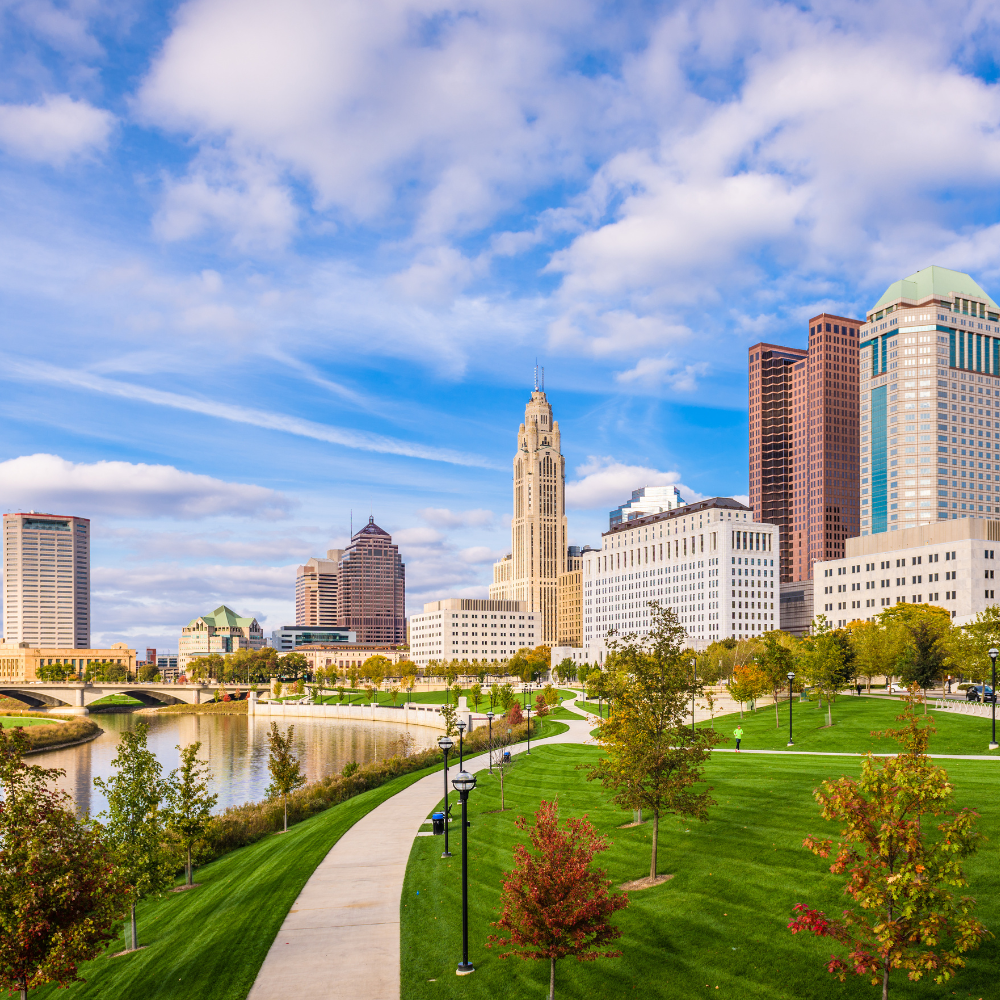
[[490, 371, 567, 644]]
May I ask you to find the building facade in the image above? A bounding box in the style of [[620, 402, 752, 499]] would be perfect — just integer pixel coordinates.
[[268, 626, 356, 651], [609, 486, 684, 526], [297, 643, 411, 674], [557, 545, 595, 647], [812, 518, 1000, 627], [581, 497, 779, 659], [749, 314, 862, 585], [859, 266, 1000, 536], [408, 598, 536, 667], [3, 512, 90, 648], [178, 605, 264, 670], [336, 517, 405, 644], [295, 550, 344, 627], [489, 383, 568, 643], [0, 642, 135, 683]]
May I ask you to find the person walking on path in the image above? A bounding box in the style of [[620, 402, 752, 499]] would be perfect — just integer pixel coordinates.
[[733, 725, 743, 752]]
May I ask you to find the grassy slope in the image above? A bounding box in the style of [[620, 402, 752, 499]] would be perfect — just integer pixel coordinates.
[[0, 716, 52, 727], [32, 764, 442, 1000], [547, 705, 584, 720], [89, 694, 145, 706], [401, 744, 1000, 1000], [706, 696, 1000, 755]]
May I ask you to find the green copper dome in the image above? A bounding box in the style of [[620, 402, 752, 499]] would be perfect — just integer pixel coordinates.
[[870, 265, 997, 313]]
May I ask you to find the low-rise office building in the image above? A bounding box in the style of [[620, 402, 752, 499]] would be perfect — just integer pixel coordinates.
[[268, 626, 356, 651], [408, 598, 537, 667], [297, 643, 411, 674], [0, 642, 136, 683], [812, 518, 1000, 627]]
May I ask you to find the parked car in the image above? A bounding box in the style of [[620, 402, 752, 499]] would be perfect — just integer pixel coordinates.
[[966, 684, 997, 703]]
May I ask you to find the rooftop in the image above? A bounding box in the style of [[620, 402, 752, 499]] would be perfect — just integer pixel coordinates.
[[187, 604, 258, 629], [870, 265, 997, 313], [603, 496, 752, 536]]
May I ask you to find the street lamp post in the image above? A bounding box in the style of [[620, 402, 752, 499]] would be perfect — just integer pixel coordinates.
[[486, 711, 495, 772], [452, 770, 477, 976], [787, 671, 796, 747], [437, 735, 454, 858], [525, 701, 531, 755], [457, 719, 466, 769], [690, 657, 697, 733], [989, 648, 999, 751]]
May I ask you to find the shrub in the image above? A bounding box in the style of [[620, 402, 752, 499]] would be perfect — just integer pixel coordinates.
[[507, 702, 524, 725]]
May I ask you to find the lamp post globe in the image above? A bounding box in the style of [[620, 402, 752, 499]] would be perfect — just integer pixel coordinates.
[[437, 736, 454, 858], [486, 711, 495, 772], [452, 770, 478, 976], [989, 648, 999, 750], [787, 671, 796, 747]]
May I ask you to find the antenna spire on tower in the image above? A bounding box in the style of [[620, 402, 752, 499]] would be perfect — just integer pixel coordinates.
[[533, 362, 544, 392]]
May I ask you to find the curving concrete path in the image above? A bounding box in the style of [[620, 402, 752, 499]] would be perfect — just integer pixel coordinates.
[[246, 702, 595, 1000]]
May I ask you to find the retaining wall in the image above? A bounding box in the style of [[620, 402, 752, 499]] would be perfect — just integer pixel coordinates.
[[248, 696, 478, 732]]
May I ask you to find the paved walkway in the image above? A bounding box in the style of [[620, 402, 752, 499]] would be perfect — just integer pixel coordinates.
[[246, 704, 594, 1000]]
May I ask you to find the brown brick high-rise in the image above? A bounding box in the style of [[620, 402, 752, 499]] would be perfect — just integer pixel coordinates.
[[750, 312, 863, 584], [748, 344, 806, 582], [336, 516, 406, 644]]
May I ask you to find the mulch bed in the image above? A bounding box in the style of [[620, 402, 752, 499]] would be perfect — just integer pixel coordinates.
[[619, 874, 674, 891]]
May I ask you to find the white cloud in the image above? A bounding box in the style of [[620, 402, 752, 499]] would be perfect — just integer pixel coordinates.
[[615, 356, 710, 392], [0, 95, 113, 165], [566, 455, 702, 510], [0, 454, 292, 519], [418, 507, 494, 528]]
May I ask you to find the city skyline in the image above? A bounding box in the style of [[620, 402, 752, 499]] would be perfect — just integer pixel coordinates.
[[5, 2, 1000, 650]]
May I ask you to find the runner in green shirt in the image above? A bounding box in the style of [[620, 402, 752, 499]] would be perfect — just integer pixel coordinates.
[[733, 726, 743, 752]]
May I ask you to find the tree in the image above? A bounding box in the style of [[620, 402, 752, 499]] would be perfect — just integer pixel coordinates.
[[797, 616, 852, 726], [488, 799, 629, 1000], [92, 721, 173, 951], [164, 742, 218, 887], [727, 661, 767, 718], [848, 619, 903, 692], [758, 631, 795, 728], [534, 693, 549, 717], [137, 663, 160, 682], [587, 603, 722, 880], [898, 619, 947, 710], [507, 701, 524, 726], [876, 604, 951, 688], [542, 683, 559, 707], [554, 657, 577, 684], [469, 682, 483, 710], [489, 724, 517, 811], [440, 703, 458, 736], [0, 728, 126, 1000], [265, 723, 306, 832], [789, 698, 989, 999]]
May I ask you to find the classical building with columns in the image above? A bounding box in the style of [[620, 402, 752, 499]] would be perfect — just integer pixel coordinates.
[[489, 378, 568, 644]]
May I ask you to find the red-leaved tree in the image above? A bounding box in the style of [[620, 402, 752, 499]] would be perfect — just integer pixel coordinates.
[[788, 698, 990, 1000], [506, 701, 524, 726], [487, 798, 629, 1000]]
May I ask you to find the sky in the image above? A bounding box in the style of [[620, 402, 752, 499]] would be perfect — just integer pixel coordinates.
[[4, 0, 1000, 651]]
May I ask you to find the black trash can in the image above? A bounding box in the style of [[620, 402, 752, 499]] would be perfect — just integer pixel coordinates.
[[431, 811, 445, 836]]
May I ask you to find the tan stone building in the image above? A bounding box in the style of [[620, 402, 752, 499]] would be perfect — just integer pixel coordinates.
[[297, 643, 412, 675], [179, 605, 264, 671], [408, 598, 534, 666], [490, 377, 568, 643], [557, 545, 595, 647], [295, 550, 344, 626], [0, 642, 136, 683]]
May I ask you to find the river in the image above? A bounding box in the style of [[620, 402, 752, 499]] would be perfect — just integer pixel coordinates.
[[30, 710, 439, 818]]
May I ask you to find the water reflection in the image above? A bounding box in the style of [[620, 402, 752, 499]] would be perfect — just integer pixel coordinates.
[[30, 711, 438, 817]]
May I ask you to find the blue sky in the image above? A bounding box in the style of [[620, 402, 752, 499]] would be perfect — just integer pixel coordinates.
[[4, 0, 1000, 650]]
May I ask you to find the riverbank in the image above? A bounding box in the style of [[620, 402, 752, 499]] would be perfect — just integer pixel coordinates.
[[142, 700, 249, 716], [0, 709, 103, 752]]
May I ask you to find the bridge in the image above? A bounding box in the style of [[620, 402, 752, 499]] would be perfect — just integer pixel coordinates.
[[0, 682, 254, 713]]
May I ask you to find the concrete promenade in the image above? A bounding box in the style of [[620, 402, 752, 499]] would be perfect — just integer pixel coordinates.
[[246, 703, 596, 1000]]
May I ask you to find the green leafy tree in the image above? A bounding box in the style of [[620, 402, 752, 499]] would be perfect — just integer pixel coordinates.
[[92, 721, 173, 951], [451, 681, 463, 705], [278, 651, 309, 680], [726, 661, 767, 718], [943, 605, 1000, 684], [487, 799, 629, 1000], [469, 682, 483, 710], [848, 619, 903, 692], [164, 742, 218, 887], [0, 729, 126, 1000], [265, 723, 306, 832], [137, 663, 160, 682], [797, 615, 851, 726], [789, 698, 989, 999], [554, 657, 577, 684], [898, 619, 947, 709], [587, 602, 722, 880], [440, 703, 458, 736], [542, 683, 559, 706], [758, 631, 795, 728]]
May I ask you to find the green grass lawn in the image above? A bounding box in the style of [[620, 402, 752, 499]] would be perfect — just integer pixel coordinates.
[[31, 763, 445, 1000], [0, 715, 54, 727], [704, 696, 1000, 756], [401, 744, 1000, 1000], [89, 694, 145, 706], [547, 705, 584, 720]]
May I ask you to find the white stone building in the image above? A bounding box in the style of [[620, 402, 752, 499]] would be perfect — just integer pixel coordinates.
[[581, 497, 779, 659], [812, 517, 1000, 627], [408, 599, 537, 667]]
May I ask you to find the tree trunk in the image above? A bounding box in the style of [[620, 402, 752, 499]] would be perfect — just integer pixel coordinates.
[[827, 699, 832, 728], [284, 796, 288, 833], [130, 902, 138, 951], [549, 956, 556, 1000], [774, 694, 779, 728], [882, 960, 889, 1000], [186, 844, 193, 886], [20, 982, 27, 1000], [650, 810, 659, 879]]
